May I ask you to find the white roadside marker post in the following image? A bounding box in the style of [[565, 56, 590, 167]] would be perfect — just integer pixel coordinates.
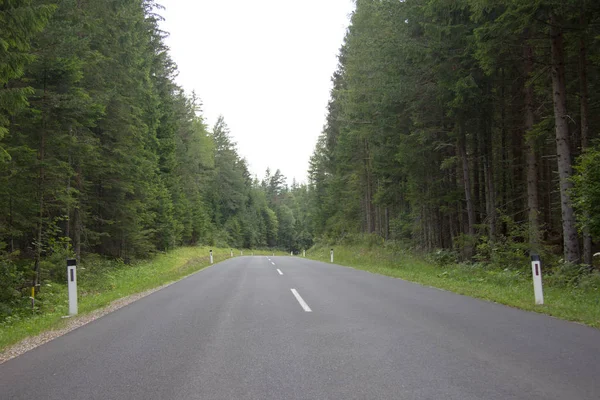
[[241, 250, 243, 256], [330, 248, 334, 263], [303, 249, 306, 257], [291, 251, 293, 256], [531, 254, 544, 305], [210, 249, 213, 264], [230, 249, 233, 257], [67, 258, 78, 316]]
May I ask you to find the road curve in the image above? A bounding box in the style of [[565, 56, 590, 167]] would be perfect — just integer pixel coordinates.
[[1, 256, 598, 399]]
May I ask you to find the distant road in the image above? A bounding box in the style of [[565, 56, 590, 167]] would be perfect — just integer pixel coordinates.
[[1, 256, 599, 399]]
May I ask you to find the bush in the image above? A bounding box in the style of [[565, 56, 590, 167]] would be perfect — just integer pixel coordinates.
[[382, 239, 411, 254], [453, 233, 478, 259], [0, 258, 26, 318], [545, 262, 589, 288], [40, 243, 75, 283], [427, 249, 459, 267], [577, 271, 600, 291], [574, 146, 600, 238], [475, 236, 530, 270], [78, 254, 126, 292]]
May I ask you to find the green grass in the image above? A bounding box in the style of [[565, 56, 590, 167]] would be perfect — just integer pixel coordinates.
[[0, 247, 286, 352], [307, 243, 600, 328]]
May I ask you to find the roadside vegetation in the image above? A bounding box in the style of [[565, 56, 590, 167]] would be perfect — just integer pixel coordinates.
[[1, 0, 311, 345], [308, 2, 600, 280], [304, 1, 600, 329], [0, 247, 282, 352], [308, 239, 600, 328], [3, 0, 600, 354]]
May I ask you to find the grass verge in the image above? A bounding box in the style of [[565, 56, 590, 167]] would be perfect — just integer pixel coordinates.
[[0, 247, 284, 352], [307, 243, 600, 328]]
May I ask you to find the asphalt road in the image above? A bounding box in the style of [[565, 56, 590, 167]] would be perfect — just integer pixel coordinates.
[[1, 256, 599, 400]]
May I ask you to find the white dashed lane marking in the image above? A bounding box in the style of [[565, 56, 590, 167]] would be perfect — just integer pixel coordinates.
[[290, 289, 312, 312]]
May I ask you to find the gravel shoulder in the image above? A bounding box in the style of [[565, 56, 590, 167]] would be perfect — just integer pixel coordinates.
[[0, 281, 175, 364]]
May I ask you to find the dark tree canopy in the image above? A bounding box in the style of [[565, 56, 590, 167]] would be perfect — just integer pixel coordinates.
[[308, 0, 600, 265], [2, 0, 600, 318], [0, 0, 313, 317]]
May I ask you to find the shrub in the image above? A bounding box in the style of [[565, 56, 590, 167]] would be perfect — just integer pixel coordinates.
[[427, 249, 459, 267], [0, 258, 26, 318], [545, 262, 588, 288], [475, 236, 530, 270], [573, 146, 600, 238], [577, 271, 600, 292]]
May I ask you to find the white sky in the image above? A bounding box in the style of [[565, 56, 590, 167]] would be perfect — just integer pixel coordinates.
[[159, 0, 355, 184]]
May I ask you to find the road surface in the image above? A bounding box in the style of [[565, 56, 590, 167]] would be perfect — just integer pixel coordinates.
[[1, 256, 599, 399]]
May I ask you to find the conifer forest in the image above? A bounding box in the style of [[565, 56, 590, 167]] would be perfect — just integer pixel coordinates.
[[2, 0, 600, 317]]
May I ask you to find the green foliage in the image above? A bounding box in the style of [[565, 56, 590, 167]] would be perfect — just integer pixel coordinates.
[[574, 145, 600, 238], [0, 0, 55, 148], [309, 0, 600, 266], [4, 0, 599, 333], [473, 215, 538, 269], [577, 271, 600, 292], [475, 236, 530, 270], [0, 246, 248, 351], [0, 0, 313, 318], [544, 261, 600, 290], [545, 262, 585, 288], [307, 241, 600, 328], [427, 248, 459, 267], [0, 257, 25, 318]]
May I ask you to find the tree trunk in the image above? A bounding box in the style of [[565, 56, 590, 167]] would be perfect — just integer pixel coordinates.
[[9, 194, 14, 253], [550, 14, 580, 263], [482, 81, 496, 242], [484, 155, 496, 241], [579, 10, 592, 266], [384, 207, 389, 241], [74, 163, 83, 261], [34, 70, 49, 292], [34, 128, 45, 292], [543, 154, 554, 236], [363, 138, 375, 234], [458, 125, 475, 258], [500, 67, 508, 237], [524, 40, 540, 250], [473, 133, 481, 225], [459, 136, 475, 235], [66, 137, 71, 245]]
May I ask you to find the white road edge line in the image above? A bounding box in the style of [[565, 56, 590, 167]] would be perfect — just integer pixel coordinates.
[[271, 262, 275, 265], [277, 269, 283, 275], [290, 289, 312, 312]]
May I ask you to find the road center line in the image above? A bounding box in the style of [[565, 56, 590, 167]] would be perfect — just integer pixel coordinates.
[[290, 289, 312, 312], [271, 262, 275, 265], [277, 269, 283, 275]]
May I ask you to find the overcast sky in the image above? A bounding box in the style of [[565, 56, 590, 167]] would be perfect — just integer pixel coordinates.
[[159, 0, 355, 184]]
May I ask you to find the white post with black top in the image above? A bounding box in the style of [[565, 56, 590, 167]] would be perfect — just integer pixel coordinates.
[[531, 254, 544, 305], [67, 258, 78, 315], [330, 249, 334, 263], [210, 250, 213, 264]]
